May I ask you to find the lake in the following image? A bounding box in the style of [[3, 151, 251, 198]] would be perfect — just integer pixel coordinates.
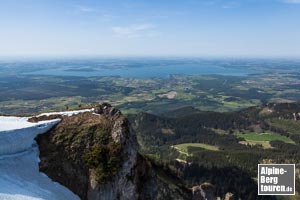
[[23, 59, 259, 78]]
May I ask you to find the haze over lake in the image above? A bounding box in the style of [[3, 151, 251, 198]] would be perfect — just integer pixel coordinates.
[[0, 58, 269, 78]]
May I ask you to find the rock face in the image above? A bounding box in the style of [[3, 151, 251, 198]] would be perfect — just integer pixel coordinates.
[[35, 103, 193, 200], [87, 104, 139, 199], [192, 183, 215, 200]]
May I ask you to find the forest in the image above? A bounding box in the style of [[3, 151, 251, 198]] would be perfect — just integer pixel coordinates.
[[129, 102, 300, 199]]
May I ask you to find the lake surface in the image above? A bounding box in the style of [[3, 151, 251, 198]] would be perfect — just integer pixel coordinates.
[[25, 61, 258, 78]]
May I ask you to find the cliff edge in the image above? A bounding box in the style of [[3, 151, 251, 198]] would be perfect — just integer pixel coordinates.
[[35, 103, 193, 200]]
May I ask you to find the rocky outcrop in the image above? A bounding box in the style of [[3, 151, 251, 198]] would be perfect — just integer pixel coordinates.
[[35, 103, 194, 200], [192, 183, 215, 200]]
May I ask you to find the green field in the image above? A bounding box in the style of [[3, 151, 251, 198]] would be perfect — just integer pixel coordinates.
[[2, 70, 300, 115], [236, 132, 294, 149], [236, 132, 294, 142], [172, 143, 219, 156]]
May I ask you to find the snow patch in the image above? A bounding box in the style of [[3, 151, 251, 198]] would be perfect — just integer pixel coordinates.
[[0, 115, 79, 200], [0, 117, 60, 155], [0, 117, 56, 132], [37, 108, 93, 117], [0, 147, 79, 200]]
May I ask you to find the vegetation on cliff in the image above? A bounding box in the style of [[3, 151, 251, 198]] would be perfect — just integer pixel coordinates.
[[83, 143, 122, 183], [35, 105, 125, 199]]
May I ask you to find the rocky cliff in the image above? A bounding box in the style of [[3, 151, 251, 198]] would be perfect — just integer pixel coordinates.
[[34, 103, 195, 200]]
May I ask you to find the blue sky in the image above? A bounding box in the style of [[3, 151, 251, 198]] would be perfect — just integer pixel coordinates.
[[0, 0, 300, 57]]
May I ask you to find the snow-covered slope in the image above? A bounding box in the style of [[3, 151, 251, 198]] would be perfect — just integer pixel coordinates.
[[0, 117, 60, 155], [0, 115, 80, 200]]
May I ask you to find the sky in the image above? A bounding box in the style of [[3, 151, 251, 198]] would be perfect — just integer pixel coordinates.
[[0, 0, 300, 57]]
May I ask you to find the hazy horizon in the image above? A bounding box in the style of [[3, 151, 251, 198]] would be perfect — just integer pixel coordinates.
[[1, 55, 300, 60]]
